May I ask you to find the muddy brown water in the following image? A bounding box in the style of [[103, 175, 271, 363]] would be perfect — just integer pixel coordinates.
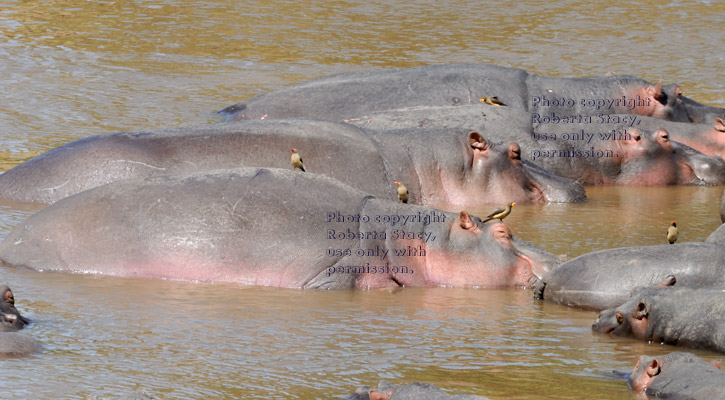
[[1, 0, 724, 398]]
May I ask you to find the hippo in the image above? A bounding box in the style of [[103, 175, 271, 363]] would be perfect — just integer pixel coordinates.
[[342, 104, 725, 186], [538, 243, 725, 310], [721, 190, 725, 224], [628, 352, 725, 399], [0, 332, 41, 358], [348, 381, 489, 400], [220, 64, 702, 124], [0, 119, 584, 206], [87, 391, 159, 400], [0, 285, 29, 330], [0, 168, 559, 288], [705, 222, 725, 246], [680, 96, 725, 124], [593, 287, 725, 353]]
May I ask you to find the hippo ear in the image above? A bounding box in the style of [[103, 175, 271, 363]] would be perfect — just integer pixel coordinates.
[[650, 81, 664, 102], [715, 118, 725, 133], [711, 359, 722, 369], [646, 359, 661, 378], [459, 211, 476, 230], [674, 85, 682, 97], [507, 142, 522, 161], [468, 132, 488, 151], [624, 129, 642, 143], [655, 275, 676, 287], [634, 301, 649, 319], [369, 389, 393, 400], [655, 129, 670, 144]]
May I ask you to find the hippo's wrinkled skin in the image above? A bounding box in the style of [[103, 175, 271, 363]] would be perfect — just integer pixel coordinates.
[[0, 168, 559, 288], [0, 119, 584, 206], [593, 287, 725, 353], [0, 285, 29, 331], [628, 352, 725, 399], [342, 105, 725, 186], [539, 243, 725, 310], [220, 64, 699, 123], [348, 381, 489, 400]]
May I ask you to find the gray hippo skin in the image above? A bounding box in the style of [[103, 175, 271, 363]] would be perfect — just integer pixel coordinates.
[[0, 168, 558, 288], [0, 285, 29, 330], [86, 390, 159, 400], [221, 64, 701, 123], [343, 105, 725, 186], [348, 381, 489, 400], [0, 119, 584, 206], [593, 287, 725, 353], [705, 221, 725, 245], [0, 331, 41, 358], [539, 243, 725, 310], [628, 352, 725, 399]]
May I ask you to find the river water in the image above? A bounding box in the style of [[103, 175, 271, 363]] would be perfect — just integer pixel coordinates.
[[0, 0, 723, 398]]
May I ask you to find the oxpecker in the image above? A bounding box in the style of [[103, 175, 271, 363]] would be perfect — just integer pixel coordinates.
[[290, 148, 305, 172], [482, 202, 515, 223]]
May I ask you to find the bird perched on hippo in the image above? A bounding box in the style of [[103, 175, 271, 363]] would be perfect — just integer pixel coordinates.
[[219, 63, 722, 124], [0, 119, 584, 207], [0, 168, 562, 289], [340, 104, 725, 186]]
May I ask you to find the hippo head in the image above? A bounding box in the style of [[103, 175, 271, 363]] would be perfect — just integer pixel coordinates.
[[592, 300, 649, 339], [627, 353, 719, 394], [422, 211, 550, 288], [431, 131, 584, 206], [674, 118, 725, 159], [628, 355, 662, 393], [671, 134, 725, 185], [631, 82, 690, 122], [610, 128, 724, 185], [1, 285, 14, 306]]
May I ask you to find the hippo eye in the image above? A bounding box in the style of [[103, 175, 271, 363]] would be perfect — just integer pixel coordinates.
[[656, 92, 668, 105]]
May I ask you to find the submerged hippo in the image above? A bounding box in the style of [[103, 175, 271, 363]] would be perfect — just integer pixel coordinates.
[[0, 332, 41, 358], [0, 168, 559, 288], [593, 287, 725, 353], [343, 104, 725, 186], [220, 64, 705, 124], [539, 243, 725, 310], [628, 352, 725, 399], [348, 381, 489, 400], [0, 119, 584, 206]]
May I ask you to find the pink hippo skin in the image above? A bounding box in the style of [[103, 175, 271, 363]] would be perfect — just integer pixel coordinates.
[[341, 105, 725, 186], [0, 168, 558, 288], [0, 119, 584, 206], [628, 352, 725, 399]]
